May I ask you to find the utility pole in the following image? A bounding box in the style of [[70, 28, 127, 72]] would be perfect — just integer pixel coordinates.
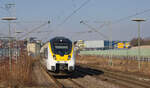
[[108, 21, 113, 66], [1, 17, 17, 71], [132, 18, 146, 70], [15, 31, 22, 63], [1, 3, 17, 71], [80, 20, 114, 66]]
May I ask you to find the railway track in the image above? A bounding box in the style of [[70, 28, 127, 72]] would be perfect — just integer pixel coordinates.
[[40, 60, 150, 88], [40, 64, 85, 88], [48, 71, 85, 88], [77, 64, 150, 88]]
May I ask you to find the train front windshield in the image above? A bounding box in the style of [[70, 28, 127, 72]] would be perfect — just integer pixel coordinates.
[[50, 39, 72, 55]]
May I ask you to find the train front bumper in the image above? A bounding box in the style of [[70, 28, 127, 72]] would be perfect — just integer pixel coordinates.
[[47, 59, 75, 71]]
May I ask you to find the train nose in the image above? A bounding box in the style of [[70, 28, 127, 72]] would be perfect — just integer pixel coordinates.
[[58, 51, 64, 56], [60, 53, 64, 56]]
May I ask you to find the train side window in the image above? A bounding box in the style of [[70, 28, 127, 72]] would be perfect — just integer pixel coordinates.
[[44, 48, 48, 59]]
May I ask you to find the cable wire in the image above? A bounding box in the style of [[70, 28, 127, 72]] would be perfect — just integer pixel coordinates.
[[18, 21, 50, 39], [80, 21, 109, 39], [113, 8, 150, 24], [56, 0, 91, 30]]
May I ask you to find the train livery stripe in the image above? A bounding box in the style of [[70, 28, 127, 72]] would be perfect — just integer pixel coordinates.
[[49, 42, 53, 56]]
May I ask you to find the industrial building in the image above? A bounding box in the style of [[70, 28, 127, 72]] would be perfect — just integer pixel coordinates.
[[27, 38, 41, 56], [76, 40, 131, 50]]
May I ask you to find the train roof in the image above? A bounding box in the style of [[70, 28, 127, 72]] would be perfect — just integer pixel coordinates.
[[50, 37, 72, 43]]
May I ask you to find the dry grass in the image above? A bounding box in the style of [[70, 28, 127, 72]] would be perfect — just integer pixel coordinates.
[[0, 52, 35, 87], [76, 55, 150, 76], [131, 45, 150, 49]]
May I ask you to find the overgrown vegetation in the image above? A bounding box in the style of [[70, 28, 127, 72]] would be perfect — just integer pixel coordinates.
[[77, 55, 150, 76], [130, 37, 150, 46], [0, 52, 34, 87]]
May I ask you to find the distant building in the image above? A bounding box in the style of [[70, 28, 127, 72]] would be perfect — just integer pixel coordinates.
[[27, 42, 41, 57], [113, 41, 131, 49], [75, 40, 85, 50]]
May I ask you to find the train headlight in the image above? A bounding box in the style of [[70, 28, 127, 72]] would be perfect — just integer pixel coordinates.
[[53, 55, 56, 60], [68, 55, 71, 60]]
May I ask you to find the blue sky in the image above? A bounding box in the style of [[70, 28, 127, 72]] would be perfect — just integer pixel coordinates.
[[0, 0, 150, 41]]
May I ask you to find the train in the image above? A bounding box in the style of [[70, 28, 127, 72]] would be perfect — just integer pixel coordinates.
[[41, 37, 75, 72]]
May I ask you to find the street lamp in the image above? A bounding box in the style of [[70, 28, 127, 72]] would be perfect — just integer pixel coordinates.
[[132, 18, 146, 70], [1, 17, 17, 71], [1, 17, 17, 37]]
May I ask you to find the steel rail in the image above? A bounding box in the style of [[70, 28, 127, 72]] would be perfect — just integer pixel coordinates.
[[78, 64, 150, 88], [40, 64, 65, 88], [40, 63, 84, 88], [67, 78, 85, 88]]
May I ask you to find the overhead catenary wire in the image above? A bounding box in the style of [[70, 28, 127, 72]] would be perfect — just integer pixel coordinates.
[[56, 0, 91, 30], [42, 0, 91, 41], [40, 30, 54, 42], [80, 20, 109, 40], [6, 20, 50, 35], [81, 8, 150, 39], [18, 21, 50, 39], [93, 8, 150, 26], [113, 8, 150, 24], [69, 31, 92, 40]]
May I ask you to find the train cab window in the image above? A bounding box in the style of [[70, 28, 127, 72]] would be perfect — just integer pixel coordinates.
[[50, 38, 72, 55], [53, 43, 72, 55]]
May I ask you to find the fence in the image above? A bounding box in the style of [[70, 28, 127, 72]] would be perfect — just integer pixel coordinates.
[[79, 49, 150, 62], [0, 37, 34, 87], [0, 37, 27, 60]]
